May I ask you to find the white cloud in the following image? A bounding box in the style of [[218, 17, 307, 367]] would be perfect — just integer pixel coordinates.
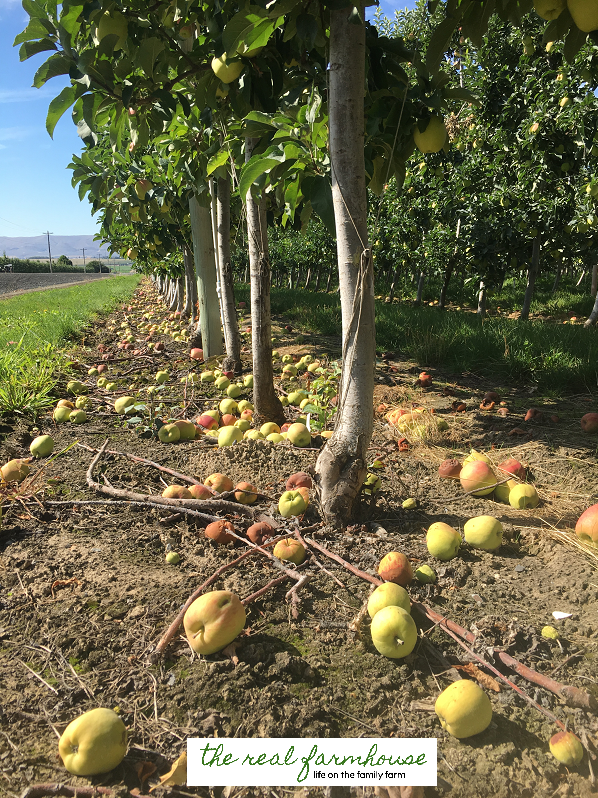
[[0, 126, 33, 142], [0, 87, 55, 103]]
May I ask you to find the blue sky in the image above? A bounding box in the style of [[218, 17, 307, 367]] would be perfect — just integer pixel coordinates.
[[0, 0, 415, 238]]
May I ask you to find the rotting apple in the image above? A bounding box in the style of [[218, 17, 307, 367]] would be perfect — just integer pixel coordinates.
[[370, 605, 418, 658], [58, 707, 127, 776], [204, 520, 235, 544], [435, 680, 492, 738], [377, 551, 413, 586], [286, 471, 313, 490], [0, 459, 30, 483], [246, 521, 275, 545], [581, 413, 598, 433], [438, 459, 462, 479], [426, 522, 461, 560], [183, 590, 246, 655], [367, 583, 411, 619]]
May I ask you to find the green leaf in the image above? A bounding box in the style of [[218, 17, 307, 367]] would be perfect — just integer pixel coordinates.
[[46, 83, 82, 137], [302, 175, 335, 235], [207, 149, 230, 176], [138, 37, 165, 78], [239, 155, 284, 198], [443, 86, 481, 107], [22, 0, 47, 18], [18, 38, 57, 61], [13, 17, 53, 46], [33, 52, 70, 88]]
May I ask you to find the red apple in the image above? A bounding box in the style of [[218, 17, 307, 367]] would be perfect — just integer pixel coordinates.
[[197, 414, 219, 431], [221, 413, 237, 426], [377, 552, 413, 586], [204, 473, 233, 493], [581, 413, 598, 434], [189, 348, 204, 361], [459, 460, 496, 496], [204, 520, 235, 544], [188, 483, 214, 500], [575, 503, 598, 546], [286, 471, 313, 490], [497, 458, 526, 480]]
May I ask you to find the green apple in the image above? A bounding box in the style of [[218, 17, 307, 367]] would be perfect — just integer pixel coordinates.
[[155, 371, 169, 384], [266, 432, 285, 443], [367, 583, 411, 619], [282, 364, 298, 377], [244, 430, 265, 440], [287, 390, 308, 405], [105, 382, 117, 391], [532, 0, 565, 21], [463, 516, 503, 551], [211, 54, 244, 83], [58, 707, 127, 776], [75, 396, 91, 410], [509, 484, 539, 509], [215, 376, 231, 390], [53, 406, 72, 423], [173, 419, 197, 441], [165, 551, 180, 565], [287, 422, 311, 447], [234, 418, 251, 432], [227, 383, 243, 399], [273, 538, 306, 564], [114, 396, 135, 414], [413, 115, 447, 154], [426, 522, 461, 560], [88, 367, 99, 377], [435, 680, 492, 738], [414, 564, 437, 584], [158, 423, 181, 443], [0, 458, 30, 483], [218, 426, 243, 447], [542, 626, 560, 640], [549, 730, 584, 765], [30, 435, 54, 458], [200, 371, 216, 383], [237, 400, 254, 412], [261, 422, 280, 436], [69, 409, 87, 424], [243, 374, 254, 388], [278, 488, 309, 517], [184, 590, 246, 654], [494, 479, 516, 504], [370, 605, 418, 658], [568, 0, 598, 32], [97, 377, 108, 388], [219, 398, 238, 416], [281, 354, 293, 364], [67, 380, 85, 395]]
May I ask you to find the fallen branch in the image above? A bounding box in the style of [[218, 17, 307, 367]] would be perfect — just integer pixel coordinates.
[[286, 573, 313, 619], [77, 442, 204, 485], [85, 441, 258, 519], [19, 785, 116, 798], [243, 574, 290, 604]]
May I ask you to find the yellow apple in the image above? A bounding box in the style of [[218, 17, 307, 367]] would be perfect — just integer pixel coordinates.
[[184, 590, 246, 655], [426, 522, 461, 560], [211, 54, 244, 83], [568, 0, 598, 32], [413, 116, 447, 154], [273, 538, 306, 564], [435, 680, 492, 738], [58, 707, 127, 775], [463, 515, 503, 551], [509, 483, 539, 509], [370, 605, 418, 658], [549, 730, 584, 765], [367, 583, 411, 619], [532, 0, 565, 20]]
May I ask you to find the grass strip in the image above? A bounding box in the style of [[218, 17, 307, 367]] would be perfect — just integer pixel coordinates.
[[0, 275, 140, 414], [236, 286, 598, 393]]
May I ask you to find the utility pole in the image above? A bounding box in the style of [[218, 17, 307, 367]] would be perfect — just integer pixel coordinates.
[[80, 248, 86, 272], [42, 231, 53, 272]]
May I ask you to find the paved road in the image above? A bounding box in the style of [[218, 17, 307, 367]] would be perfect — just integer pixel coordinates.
[[0, 272, 120, 299]]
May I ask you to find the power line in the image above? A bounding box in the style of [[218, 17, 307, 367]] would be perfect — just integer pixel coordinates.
[[42, 231, 53, 273]]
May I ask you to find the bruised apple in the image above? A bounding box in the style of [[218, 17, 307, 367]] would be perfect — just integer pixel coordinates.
[[183, 590, 246, 654], [581, 413, 598, 434], [286, 471, 313, 490], [549, 730, 584, 765], [188, 483, 214, 500], [58, 707, 127, 776], [246, 522, 274, 545], [204, 520, 235, 544], [162, 485, 192, 499]]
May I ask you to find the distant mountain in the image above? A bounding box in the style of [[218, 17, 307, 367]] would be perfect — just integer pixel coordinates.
[[0, 235, 113, 260]]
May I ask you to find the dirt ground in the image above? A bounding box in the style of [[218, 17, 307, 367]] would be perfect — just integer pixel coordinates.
[[2, 280, 598, 798]]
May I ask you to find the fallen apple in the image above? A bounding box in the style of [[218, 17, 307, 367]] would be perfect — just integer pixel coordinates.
[[188, 483, 214, 500], [459, 460, 497, 496], [367, 582, 411, 619], [221, 413, 237, 427], [200, 371, 216, 383], [204, 520, 235, 544], [196, 414, 219, 431], [426, 522, 461, 560], [0, 458, 30, 483], [414, 564, 437, 584], [463, 449, 493, 465], [54, 406, 72, 423], [435, 680, 492, 738], [162, 485, 193, 499], [377, 551, 413, 586], [155, 370, 169, 384], [370, 605, 418, 658], [158, 423, 181, 443], [57, 399, 75, 409], [234, 482, 259, 504], [273, 538, 306, 564], [286, 471, 313, 490], [30, 435, 54, 458], [219, 398, 238, 415], [494, 478, 516, 504], [509, 483, 539, 509], [165, 551, 180, 564], [204, 473, 233, 493], [246, 521, 274, 545], [287, 422, 311, 447], [67, 380, 86, 395], [215, 376, 231, 390], [581, 413, 598, 433], [174, 420, 197, 441], [183, 590, 246, 654], [58, 707, 127, 776], [69, 409, 87, 424], [244, 430, 265, 440], [189, 348, 204, 361], [438, 459, 462, 479], [218, 426, 243, 447], [463, 516, 503, 551], [260, 422, 281, 436], [278, 488, 309, 517], [267, 432, 285, 443], [497, 458, 526, 480], [549, 730, 584, 765]]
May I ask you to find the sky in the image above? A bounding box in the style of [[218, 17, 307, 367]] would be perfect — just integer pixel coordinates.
[[0, 0, 415, 239]]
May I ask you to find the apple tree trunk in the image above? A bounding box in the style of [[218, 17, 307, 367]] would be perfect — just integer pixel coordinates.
[[520, 234, 540, 321], [245, 137, 285, 426], [189, 195, 223, 358], [314, 1, 374, 529], [217, 175, 242, 373], [182, 245, 194, 319]]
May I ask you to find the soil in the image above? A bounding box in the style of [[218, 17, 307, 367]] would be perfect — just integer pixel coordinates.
[[2, 279, 598, 798], [0, 273, 118, 299]]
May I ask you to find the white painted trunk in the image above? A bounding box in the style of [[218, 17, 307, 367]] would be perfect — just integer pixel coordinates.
[[314, 2, 374, 527], [189, 195, 223, 358], [217, 175, 242, 372], [182, 247, 194, 319]]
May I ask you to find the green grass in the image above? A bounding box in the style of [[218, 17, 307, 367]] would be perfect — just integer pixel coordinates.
[[236, 285, 598, 392], [0, 275, 140, 414]]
